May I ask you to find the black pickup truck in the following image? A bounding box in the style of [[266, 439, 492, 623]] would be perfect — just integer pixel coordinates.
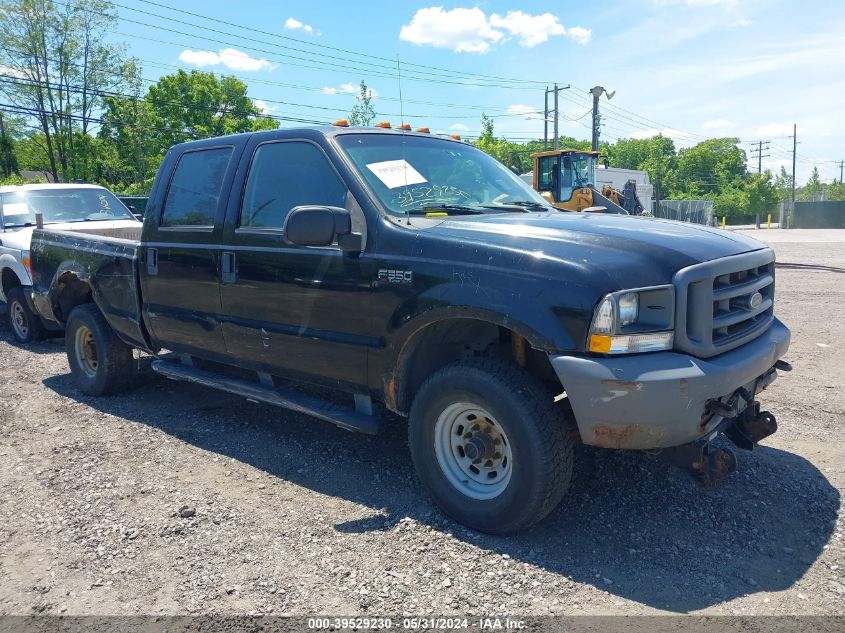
[[29, 126, 791, 533]]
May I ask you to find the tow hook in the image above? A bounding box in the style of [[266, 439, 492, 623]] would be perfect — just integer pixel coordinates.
[[724, 399, 779, 450]]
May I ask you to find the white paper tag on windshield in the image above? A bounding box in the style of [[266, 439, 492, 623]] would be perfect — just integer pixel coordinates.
[[3, 202, 29, 216], [366, 159, 427, 189]]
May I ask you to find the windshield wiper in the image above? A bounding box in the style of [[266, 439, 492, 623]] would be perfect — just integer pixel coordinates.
[[406, 204, 487, 216], [491, 200, 551, 211]]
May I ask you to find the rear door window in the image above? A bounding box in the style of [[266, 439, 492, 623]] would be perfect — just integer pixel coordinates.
[[162, 147, 233, 227]]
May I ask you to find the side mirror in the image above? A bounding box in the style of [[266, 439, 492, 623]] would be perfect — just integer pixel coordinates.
[[283, 205, 361, 252]]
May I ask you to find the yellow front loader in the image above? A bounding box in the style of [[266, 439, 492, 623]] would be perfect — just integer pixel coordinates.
[[531, 149, 643, 214]]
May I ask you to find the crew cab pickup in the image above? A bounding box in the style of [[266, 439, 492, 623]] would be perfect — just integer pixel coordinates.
[[1, 184, 141, 342], [29, 126, 791, 534]]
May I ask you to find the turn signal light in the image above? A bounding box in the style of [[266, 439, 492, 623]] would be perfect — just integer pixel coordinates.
[[331, 119, 349, 127], [374, 121, 392, 128]]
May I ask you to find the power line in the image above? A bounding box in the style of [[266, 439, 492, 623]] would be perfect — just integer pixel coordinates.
[[54, 0, 549, 90], [126, 0, 553, 88]]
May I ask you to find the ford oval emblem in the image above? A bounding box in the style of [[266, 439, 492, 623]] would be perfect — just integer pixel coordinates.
[[749, 291, 763, 309]]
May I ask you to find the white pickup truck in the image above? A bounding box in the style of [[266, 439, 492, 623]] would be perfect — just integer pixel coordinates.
[[0, 184, 142, 342]]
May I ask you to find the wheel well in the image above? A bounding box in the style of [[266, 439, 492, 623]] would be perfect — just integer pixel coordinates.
[[54, 272, 93, 323], [388, 318, 559, 415], [2, 267, 21, 296]]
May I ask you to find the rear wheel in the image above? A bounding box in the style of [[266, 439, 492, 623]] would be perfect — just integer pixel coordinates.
[[65, 304, 134, 395], [409, 358, 573, 534], [6, 286, 46, 343]]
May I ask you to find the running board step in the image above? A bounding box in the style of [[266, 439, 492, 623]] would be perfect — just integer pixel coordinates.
[[151, 360, 379, 435]]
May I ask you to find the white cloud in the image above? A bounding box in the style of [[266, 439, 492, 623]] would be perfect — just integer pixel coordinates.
[[253, 99, 276, 114], [178, 48, 275, 72], [400, 7, 502, 53], [399, 7, 587, 53], [566, 26, 592, 45], [0, 64, 28, 79], [756, 122, 794, 138], [218, 48, 275, 72], [507, 104, 544, 120], [488, 11, 565, 47], [178, 49, 220, 67], [703, 118, 730, 129], [631, 128, 692, 140], [321, 83, 378, 100], [284, 17, 316, 34], [449, 123, 470, 132]]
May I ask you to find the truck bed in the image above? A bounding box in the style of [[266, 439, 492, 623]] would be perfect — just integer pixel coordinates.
[[30, 228, 150, 350]]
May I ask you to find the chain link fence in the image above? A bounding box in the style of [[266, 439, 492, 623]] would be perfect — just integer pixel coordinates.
[[656, 200, 714, 226]]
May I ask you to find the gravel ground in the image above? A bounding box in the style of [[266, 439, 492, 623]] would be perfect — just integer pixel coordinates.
[[0, 231, 842, 617]]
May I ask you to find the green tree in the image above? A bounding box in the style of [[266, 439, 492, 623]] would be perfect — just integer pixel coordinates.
[[0, 112, 21, 177], [348, 80, 376, 126], [671, 138, 746, 198], [147, 70, 272, 149], [746, 171, 779, 217], [0, 0, 131, 181], [799, 166, 825, 201]]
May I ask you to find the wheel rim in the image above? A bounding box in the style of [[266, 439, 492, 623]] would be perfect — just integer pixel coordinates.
[[74, 325, 99, 378], [10, 300, 29, 339], [434, 402, 513, 500]]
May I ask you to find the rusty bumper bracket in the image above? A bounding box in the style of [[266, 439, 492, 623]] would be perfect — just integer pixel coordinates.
[[658, 417, 739, 489]]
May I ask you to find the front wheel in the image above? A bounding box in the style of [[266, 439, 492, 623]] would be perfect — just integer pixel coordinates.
[[408, 359, 573, 534], [6, 286, 46, 343], [65, 304, 134, 396]]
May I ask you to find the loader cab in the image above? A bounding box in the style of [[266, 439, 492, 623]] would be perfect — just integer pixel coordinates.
[[533, 149, 599, 211]]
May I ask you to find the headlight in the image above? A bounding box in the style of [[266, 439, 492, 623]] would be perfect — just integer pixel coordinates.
[[588, 285, 674, 355], [617, 292, 638, 327]]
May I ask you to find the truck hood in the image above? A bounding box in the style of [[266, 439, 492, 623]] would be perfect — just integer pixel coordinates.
[[426, 212, 767, 288], [0, 219, 141, 250]]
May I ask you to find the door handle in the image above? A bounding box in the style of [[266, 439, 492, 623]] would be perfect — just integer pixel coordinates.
[[221, 251, 237, 283], [147, 248, 158, 275]]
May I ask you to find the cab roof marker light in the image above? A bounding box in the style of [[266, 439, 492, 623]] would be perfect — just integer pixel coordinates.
[[331, 119, 349, 127], [415, 127, 431, 133], [449, 134, 462, 140], [374, 121, 392, 128], [397, 123, 412, 130]]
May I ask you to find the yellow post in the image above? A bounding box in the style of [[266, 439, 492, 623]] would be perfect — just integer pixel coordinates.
[[721, 216, 726, 228], [767, 213, 772, 229]]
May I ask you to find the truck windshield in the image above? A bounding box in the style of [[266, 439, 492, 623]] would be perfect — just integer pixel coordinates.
[[0, 188, 134, 228], [337, 134, 551, 215]]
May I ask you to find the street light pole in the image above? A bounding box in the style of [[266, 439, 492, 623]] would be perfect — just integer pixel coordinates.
[[590, 86, 615, 152]]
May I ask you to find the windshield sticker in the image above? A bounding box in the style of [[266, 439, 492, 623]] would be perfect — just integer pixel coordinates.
[[366, 159, 427, 189], [392, 184, 474, 208], [2, 202, 29, 216]]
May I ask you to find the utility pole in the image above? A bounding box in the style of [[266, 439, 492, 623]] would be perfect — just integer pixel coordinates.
[[837, 160, 844, 183], [790, 124, 797, 225], [553, 83, 559, 150], [589, 86, 615, 152], [543, 87, 549, 150], [543, 84, 569, 150], [749, 140, 770, 173]]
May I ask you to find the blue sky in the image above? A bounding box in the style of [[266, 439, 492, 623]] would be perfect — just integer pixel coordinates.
[[114, 0, 845, 184]]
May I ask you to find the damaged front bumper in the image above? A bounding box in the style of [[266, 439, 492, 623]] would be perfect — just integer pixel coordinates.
[[549, 318, 791, 451]]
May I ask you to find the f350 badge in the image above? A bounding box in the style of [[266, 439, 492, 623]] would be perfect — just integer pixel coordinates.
[[378, 269, 413, 284]]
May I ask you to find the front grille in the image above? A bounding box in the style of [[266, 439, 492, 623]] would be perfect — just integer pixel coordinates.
[[674, 249, 776, 358]]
